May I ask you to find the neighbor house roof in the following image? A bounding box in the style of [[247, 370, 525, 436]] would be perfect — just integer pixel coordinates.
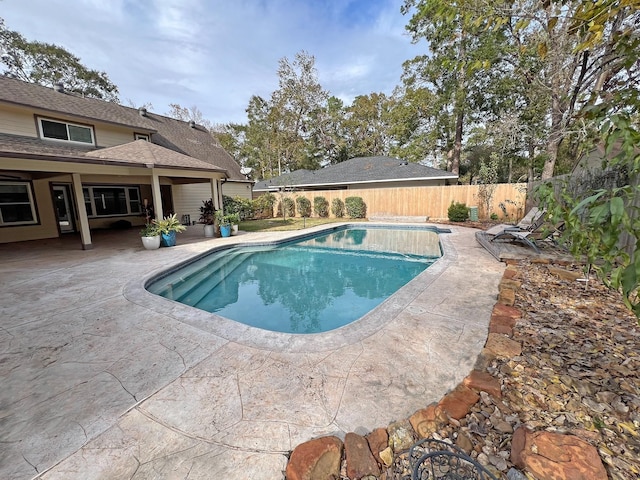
[[0, 75, 246, 180], [253, 156, 458, 191]]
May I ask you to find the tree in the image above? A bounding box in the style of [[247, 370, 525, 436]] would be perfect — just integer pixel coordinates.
[[165, 103, 213, 130], [268, 50, 329, 173], [402, 0, 508, 175], [0, 18, 119, 102]]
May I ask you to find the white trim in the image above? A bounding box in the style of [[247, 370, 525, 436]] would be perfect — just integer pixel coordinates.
[[254, 176, 459, 191], [37, 116, 96, 145]]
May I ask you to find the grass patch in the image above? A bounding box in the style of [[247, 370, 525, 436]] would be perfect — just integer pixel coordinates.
[[239, 217, 360, 232]]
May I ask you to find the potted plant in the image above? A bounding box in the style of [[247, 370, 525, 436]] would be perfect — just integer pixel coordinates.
[[199, 198, 216, 238], [227, 213, 240, 235], [154, 213, 187, 247], [216, 210, 232, 238], [140, 223, 160, 250]]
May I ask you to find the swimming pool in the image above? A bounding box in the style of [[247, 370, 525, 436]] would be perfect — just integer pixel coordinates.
[[147, 226, 446, 334]]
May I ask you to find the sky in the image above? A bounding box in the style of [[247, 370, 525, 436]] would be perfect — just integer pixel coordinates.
[[1, 0, 423, 125]]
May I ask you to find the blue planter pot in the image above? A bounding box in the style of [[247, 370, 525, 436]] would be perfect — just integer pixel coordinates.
[[220, 225, 231, 237], [161, 231, 177, 247]]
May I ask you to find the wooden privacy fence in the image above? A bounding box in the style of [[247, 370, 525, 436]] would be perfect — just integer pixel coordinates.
[[275, 183, 528, 220]]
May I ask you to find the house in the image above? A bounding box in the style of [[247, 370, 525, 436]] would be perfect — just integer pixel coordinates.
[[252, 156, 458, 193], [0, 76, 251, 248]]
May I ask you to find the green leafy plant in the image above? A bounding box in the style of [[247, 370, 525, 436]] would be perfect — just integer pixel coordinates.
[[477, 155, 499, 218], [139, 223, 159, 237], [226, 213, 240, 225], [296, 196, 311, 217], [345, 196, 366, 218], [199, 198, 215, 225], [278, 197, 295, 218], [331, 198, 345, 218], [448, 201, 469, 222], [223, 195, 254, 220], [534, 119, 640, 318], [253, 193, 276, 219], [314, 196, 329, 217], [490, 213, 499, 221], [153, 214, 187, 235], [215, 210, 230, 226]]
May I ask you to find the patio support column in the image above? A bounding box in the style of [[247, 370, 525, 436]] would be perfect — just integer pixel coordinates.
[[71, 173, 92, 250], [211, 178, 221, 211], [151, 170, 163, 220]]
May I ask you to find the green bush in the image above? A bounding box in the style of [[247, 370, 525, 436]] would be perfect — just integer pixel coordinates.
[[223, 195, 253, 220], [253, 193, 275, 219], [313, 196, 329, 217], [277, 197, 295, 217], [331, 198, 345, 218], [448, 201, 469, 222], [345, 196, 366, 218], [296, 196, 311, 217]]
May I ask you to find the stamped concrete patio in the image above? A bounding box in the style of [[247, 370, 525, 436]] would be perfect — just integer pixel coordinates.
[[0, 223, 504, 479]]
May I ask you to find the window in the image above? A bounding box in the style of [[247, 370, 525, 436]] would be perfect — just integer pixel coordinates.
[[0, 182, 38, 226], [82, 186, 142, 217], [134, 133, 149, 141], [38, 117, 95, 145]]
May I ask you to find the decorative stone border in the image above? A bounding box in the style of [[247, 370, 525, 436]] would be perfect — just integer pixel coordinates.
[[285, 260, 609, 480]]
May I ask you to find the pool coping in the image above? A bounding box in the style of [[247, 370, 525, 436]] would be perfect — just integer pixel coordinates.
[[124, 223, 457, 352]]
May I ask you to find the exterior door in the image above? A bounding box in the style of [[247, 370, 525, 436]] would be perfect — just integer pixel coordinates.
[[53, 185, 75, 233]]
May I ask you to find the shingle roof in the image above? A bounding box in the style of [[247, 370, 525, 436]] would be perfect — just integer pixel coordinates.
[[85, 140, 227, 172], [253, 156, 457, 191], [0, 75, 153, 131], [0, 76, 246, 180]]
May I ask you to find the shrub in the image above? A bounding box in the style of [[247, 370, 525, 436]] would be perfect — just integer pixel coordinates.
[[313, 196, 329, 217], [331, 198, 345, 218], [223, 195, 254, 220], [345, 196, 366, 218], [277, 197, 295, 217], [296, 196, 312, 217], [448, 201, 469, 222], [253, 193, 275, 219]]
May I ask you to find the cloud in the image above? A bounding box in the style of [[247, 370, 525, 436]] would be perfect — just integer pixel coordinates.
[[1, 0, 420, 124]]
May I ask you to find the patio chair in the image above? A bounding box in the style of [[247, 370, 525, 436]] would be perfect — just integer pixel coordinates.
[[485, 206, 545, 236], [490, 216, 565, 253]]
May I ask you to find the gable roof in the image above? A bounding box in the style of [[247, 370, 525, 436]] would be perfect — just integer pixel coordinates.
[[0, 76, 246, 180], [85, 140, 227, 172], [254, 156, 457, 191]]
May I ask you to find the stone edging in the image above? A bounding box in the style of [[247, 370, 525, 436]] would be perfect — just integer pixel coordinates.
[[284, 259, 609, 480]]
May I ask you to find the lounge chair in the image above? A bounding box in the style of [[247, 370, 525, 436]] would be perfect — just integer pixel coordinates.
[[485, 207, 545, 236], [489, 212, 564, 253]]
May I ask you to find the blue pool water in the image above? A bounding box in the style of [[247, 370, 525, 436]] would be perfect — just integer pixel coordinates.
[[147, 226, 444, 334]]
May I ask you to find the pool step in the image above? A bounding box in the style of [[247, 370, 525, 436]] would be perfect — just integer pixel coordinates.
[[150, 249, 246, 301], [175, 251, 253, 307]]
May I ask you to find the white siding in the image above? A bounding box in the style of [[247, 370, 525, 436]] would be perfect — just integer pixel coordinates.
[[0, 107, 37, 136], [222, 181, 252, 199], [94, 125, 138, 147], [172, 183, 215, 225]]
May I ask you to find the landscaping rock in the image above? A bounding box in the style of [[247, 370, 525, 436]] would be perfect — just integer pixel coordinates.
[[387, 419, 416, 452], [485, 333, 522, 358], [409, 404, 447, 439], [492, 304, 522, 319], [344, 432, 380, 479], [365, 428, 388, 465], [286, 436, 343, 480], [463, 370, 502, 398], [498, 287, 515, 306], [438, 385, 480, 420], [511, 427, 608, 480]]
